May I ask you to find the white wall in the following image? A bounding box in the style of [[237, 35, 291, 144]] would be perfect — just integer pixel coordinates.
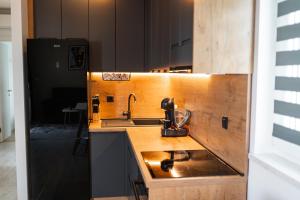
[[0, 59, 2, 141], [11, 0, 29, 199], [248, 160, 300, 200], [248, 0, 300, 199], [249, 0, 277, 155]]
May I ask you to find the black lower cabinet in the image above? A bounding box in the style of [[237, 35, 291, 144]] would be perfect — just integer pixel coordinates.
[[127, 136, 141, 199], [91, 132, 126, 198], [91, 132, 147, 199], [126, 135, 148, 200]]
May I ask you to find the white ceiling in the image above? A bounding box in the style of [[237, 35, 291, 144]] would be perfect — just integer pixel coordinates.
[[0, 0, 10, 8]]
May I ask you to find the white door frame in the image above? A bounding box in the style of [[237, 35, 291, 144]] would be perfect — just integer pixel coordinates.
[[0, 80, 3, 142], [11, 0, 29, 199], [0, 42, 14, 141]]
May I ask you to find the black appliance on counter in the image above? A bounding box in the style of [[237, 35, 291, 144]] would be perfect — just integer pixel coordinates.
[[161, 98, 191, 137], [141, 150, 241, 179], [26, 38, 90, 200]]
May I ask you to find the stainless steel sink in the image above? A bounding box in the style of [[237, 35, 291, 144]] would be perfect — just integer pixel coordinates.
[[101, 118, 162, 127], [132, 119, 162, 126], [101, 119, 133, 127]]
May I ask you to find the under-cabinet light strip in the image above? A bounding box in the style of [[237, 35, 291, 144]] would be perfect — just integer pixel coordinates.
[[90, 72, 211, 78]]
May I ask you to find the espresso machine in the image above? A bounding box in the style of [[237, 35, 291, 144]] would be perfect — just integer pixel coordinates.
[[161, 98, 191, 137]]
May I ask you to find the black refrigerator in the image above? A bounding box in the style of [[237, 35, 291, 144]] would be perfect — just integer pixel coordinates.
[[26, 38, 90, 200]]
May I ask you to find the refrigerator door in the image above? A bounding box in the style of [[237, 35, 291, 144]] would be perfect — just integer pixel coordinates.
[[26, 39, 90, 200]]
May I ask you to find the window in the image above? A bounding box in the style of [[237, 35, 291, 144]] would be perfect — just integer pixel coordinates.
[[272, 0, 300, 161]]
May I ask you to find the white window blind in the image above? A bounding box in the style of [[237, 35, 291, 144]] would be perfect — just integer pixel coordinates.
[[273, 0, 300, 146]]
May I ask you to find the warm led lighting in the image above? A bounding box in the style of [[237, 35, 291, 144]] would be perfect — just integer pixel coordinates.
[[91, 72, 103, 76], [131, 72, 211, 78], [90, 72, 211, 78], [144, 160, 161, 166], [170, 168, 181, 178]]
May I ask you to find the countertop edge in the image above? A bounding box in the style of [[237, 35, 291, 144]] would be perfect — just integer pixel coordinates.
[[89, 123, 246, 189]]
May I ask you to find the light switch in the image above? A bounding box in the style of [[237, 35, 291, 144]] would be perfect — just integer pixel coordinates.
[[222, 116, 229, 130], [107, 96, 114, 102]]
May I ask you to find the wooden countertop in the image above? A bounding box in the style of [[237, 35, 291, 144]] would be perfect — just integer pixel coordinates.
[[89, 122, 246, 189]]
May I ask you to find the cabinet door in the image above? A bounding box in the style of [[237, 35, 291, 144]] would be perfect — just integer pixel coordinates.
[[146, 0, 171, 70], [61, 0, 89, 39], [144, 0, 151, 70], [146, 0, 160, 69], [159, 0, 171, 67], [91, 132, 126, 197], [89, 0, 116, 72], [170, 0, 181, 50], [181, 0, 193, 42], [126, 136, 143, 200], [193, 0, 254, 74], [27, 39, 63, 121], [179, 0, 193, 66], [116, 0, 145, 72], [170, 0, 193, 67], [34, 0, 61, 38]]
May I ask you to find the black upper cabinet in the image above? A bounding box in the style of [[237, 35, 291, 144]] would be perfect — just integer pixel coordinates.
[[89, 0, 116, 72], [146, 0, 160, 69], [34, 0, 89, 39], [145, 0, 171, 70], [116, 0, 145, 72], [159, 0, 172, 67], [146, 0, 193, 70], [89, 0, 145, 72], [34, 0, 193, 72], [170, 0, 193, 67], [34, 0, 61, 38], [62, 0, 89, 39]]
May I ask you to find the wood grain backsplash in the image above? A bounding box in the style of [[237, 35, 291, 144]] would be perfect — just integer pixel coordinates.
[[89, 73, 171, 118], [170, 74, 251, 174], [89, 73, 251, 174]]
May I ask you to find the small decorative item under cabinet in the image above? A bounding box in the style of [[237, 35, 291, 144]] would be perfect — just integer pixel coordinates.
[[102, 72, 131, 81]]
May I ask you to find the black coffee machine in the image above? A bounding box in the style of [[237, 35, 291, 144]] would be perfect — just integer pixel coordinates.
[[161, 98, 191, 137]]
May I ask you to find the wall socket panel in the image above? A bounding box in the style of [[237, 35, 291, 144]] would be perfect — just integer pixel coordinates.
[[222, 116, 229, 130], [107, 96, 114, 102]]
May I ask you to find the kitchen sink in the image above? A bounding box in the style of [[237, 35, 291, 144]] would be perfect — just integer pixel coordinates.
[[101, 119, 133, 127], [101, 118, 162, 127], [132, 119, 162, 126]]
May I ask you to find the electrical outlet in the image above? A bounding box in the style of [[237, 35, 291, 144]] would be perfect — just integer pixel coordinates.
[[222, 116, 229, 130], [107, 96, 114, 102]]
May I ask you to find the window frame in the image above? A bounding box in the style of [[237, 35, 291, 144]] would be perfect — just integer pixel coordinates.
[[272, 0, 300, 163], [250, 0, 300, 166]]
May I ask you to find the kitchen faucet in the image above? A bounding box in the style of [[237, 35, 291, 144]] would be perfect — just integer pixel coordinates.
[[123, 93, 137, 120]]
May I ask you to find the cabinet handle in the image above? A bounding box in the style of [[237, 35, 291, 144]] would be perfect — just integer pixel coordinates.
[[129, 175, 141, 200], [182, 38, 191, 45], [171, 38, 191, 48], [132, 180, 141, 200], [129, 175, 147, 200]]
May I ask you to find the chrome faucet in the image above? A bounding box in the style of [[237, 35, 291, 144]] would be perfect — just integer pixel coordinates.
[[123, 93, 137, 120]]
